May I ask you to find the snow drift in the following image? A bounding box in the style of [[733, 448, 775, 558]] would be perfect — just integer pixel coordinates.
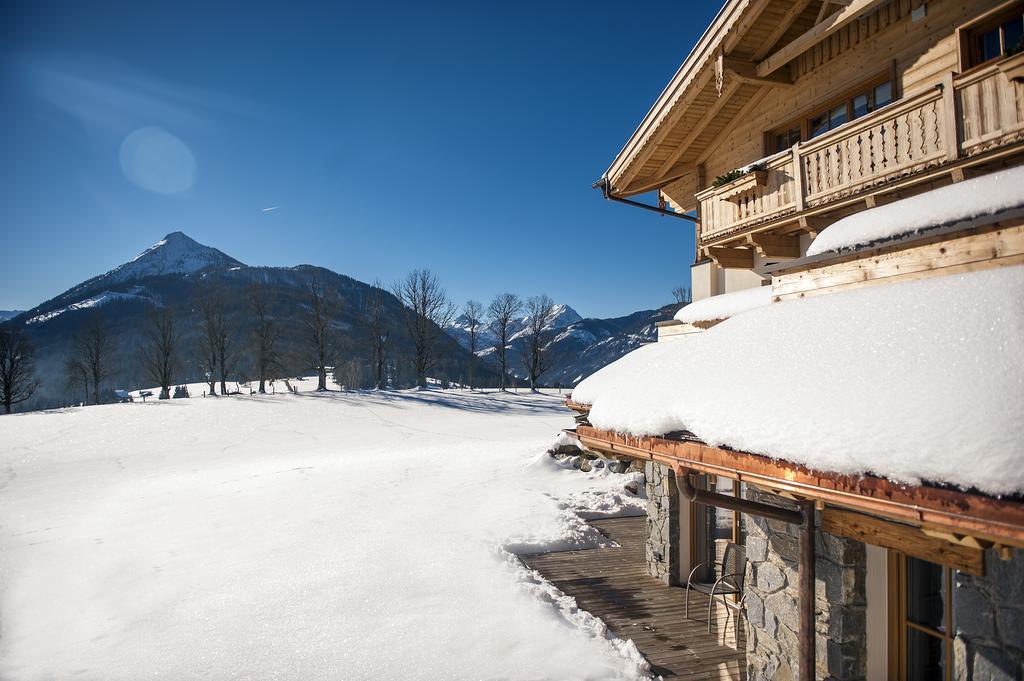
[[0, 390, 649, 680], [573, 265, 1024, 495]]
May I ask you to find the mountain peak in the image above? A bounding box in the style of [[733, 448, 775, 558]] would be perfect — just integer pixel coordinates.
[[109, 232, 245, 283]]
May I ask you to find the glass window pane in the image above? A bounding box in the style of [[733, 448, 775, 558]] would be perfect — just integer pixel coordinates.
[[979, 27, 1002, 62], [906, 627, 946, 681], [810, 113, 829, 138], [710, 476, 734, 561], [1004, 17, 1024, 55], [874, 81, 893, 108], [830, 104, 848, 129], [774, 127, 802, 151], [907, 557, 946, 631], [852, 93, 871, 118]]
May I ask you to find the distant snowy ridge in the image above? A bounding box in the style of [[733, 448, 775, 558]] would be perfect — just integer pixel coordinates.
[[0, 310, 24, 322], [445, 303, 583, 352], [26, 287, 155, 325]]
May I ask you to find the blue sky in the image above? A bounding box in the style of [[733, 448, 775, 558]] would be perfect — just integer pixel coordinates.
[[0, 1, 717, 318]]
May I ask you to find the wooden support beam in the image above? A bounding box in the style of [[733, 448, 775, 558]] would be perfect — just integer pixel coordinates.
[[815, 0, 852, 26], [799, 215, 831, 237], [864, 194, 895, 209], [951, 167, 984, 183], [757, 0, 889, 77], [677, 469, 805, 524], [748, 233, 801, 258], [708, 246, 755, 269], [721, 56, 794, 86], [752, 0, 817, 61], [825, 509, 985, 575]]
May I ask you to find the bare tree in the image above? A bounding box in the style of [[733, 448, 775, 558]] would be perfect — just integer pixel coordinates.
[[366, 280, 389, 390], [214, 306, 236, 396], [74, 312, 112, 405], [303, 277, 340, 391], [140, 305, 178, 399], [0, 329, 38, 414], [391, 269, 457, 388], [672, 286, 692, 306], [249, 283, 279, 394], [196, 286, 226, 396], [487, 292, 522, 391], [65, 356, 89, 405], [463, 300, 484, 391], [333, 358, 366, 390], [519, 294, 555, 392]]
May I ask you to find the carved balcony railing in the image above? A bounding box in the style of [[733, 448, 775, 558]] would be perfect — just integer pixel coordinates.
[[696, 61, 1024, 246], [696, 151, 799, 241]]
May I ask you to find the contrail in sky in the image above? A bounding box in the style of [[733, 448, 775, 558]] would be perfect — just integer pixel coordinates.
[[262, 206, 280, 213]]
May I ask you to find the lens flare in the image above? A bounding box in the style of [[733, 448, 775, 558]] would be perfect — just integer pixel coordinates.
[[119, 126, 196, 194]]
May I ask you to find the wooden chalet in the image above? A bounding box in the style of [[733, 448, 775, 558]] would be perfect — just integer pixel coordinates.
[[568, 1, 1024, 680]]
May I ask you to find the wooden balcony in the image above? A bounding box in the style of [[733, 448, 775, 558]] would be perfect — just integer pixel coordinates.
[[696, 61, 1024, 250]]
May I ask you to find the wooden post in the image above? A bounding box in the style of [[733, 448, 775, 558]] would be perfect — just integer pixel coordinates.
[[792, 142, 805, 212], [799, 500, 816, 681], [941, 72, 960, 162]]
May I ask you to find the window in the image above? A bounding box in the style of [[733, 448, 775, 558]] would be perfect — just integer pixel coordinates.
[[773, 126, 802, 153], [890, 553, 955, 681], [767, 78, 895, 153], [807, 80, 892, 140], [695, 476, 745, 590], [964, 4, 1024, 68], [707, 477, 738, 565]]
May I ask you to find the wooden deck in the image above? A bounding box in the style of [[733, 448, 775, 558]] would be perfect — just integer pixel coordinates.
[[519, 517, 746, 680]]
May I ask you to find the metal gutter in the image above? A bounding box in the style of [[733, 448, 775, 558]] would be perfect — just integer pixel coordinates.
[[593, 177, 700, 223]]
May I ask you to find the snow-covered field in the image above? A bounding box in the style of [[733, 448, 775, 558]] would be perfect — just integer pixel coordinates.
[[0, 389, 648, 680]]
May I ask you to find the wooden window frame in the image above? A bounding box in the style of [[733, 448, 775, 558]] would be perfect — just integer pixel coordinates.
[[764, 68, 897, 156], [956, 0, 1024, 73], [690, 474, 744, 600], [887, 551, 955, 681]]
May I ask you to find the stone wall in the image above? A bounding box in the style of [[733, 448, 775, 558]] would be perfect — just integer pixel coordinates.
[[644, 462, 680, 585], [954, 547, 1024, 681], [742, 489, 867, 681]]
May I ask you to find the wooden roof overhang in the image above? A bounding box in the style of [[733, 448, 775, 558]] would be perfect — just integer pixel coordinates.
[[565, 420, 1024, 552], [603, 0, 893, 199]]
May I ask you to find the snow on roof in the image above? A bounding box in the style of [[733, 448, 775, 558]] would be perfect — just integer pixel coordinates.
[[674, 285, 772, 324], [573, 264, 1024, 496], [807, 164, 1024, 256]]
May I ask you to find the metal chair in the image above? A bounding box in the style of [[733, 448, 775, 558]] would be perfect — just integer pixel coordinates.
[[684, 542, 747, 633]]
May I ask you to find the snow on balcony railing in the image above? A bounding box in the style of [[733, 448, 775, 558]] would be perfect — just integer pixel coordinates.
[[807, 164, 1024, 256]]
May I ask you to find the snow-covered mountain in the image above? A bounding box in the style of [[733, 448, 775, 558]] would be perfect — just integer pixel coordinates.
[[540, 306, 676, 387], [86, 231, 244, 289], [446, 303, 583, 352], [443, 300, 675, 388], [6, 232, 498, 410]]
